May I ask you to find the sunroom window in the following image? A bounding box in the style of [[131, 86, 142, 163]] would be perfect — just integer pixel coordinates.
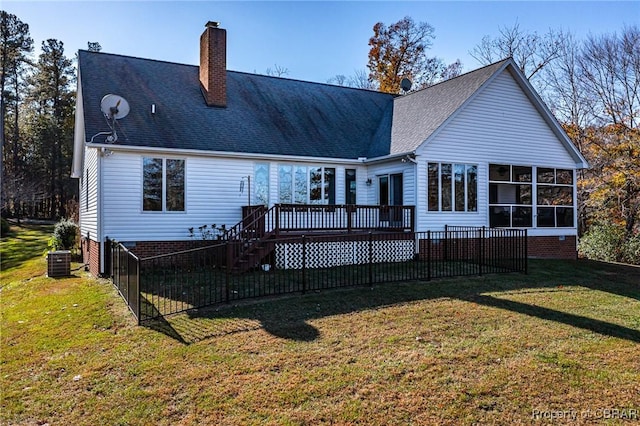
[[489, 164, 575, 228], [536, 168, 574, 227], [489, 164, 532, 227]]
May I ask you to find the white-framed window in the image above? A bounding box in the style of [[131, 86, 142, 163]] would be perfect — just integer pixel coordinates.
[[488, 164, 575, 228], [278, 165, 335, 204], [536, 167, 574, 228], [489, 164, 533, 227], [428, 162, 478, 212], [142, 157, 185, 212]]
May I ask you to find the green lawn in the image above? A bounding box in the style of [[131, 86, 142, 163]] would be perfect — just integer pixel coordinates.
[[2, 224, 639, 425]]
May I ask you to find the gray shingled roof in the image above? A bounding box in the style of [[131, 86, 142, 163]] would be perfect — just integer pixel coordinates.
[[79, 50, 394, 159], [390, 59, 510, 154]]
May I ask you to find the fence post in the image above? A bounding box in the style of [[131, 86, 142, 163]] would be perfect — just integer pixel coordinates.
[[444, 225, 449, 262], [427, 230, 431, 281], [524, 229, 528, 274], [302, 235, 307, 294], [105, 237, 112, 278], [478, 227, 485, 276], [225, 241, 231, 303], [136, 257, 141, 325], [368, 232, 373, 286]]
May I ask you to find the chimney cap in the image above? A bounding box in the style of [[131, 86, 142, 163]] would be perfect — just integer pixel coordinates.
[[205, 21, 220, 29]]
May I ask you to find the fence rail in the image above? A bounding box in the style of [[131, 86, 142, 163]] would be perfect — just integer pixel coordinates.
[[106, 227, 527, 323]]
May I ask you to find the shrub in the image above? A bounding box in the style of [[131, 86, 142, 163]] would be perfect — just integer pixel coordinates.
[[621, 233, 640, 265], [49, 218, 78, 251], [578, 224, 624, 263], [579, 224, 640, 265]]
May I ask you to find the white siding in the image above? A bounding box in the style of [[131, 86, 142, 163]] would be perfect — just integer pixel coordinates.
[[80, 147, 98, 241], [366, 161, 416, 206], [101, 152, 369, 242], [102, 152, 254, 241], [415, 69, 577, 236]]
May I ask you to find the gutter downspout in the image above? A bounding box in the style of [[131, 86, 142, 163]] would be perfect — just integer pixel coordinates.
[[97, 149, 104, 275]]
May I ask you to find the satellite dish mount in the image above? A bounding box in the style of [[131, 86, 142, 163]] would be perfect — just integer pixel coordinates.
[[91, 94, 130, 143], [400, 78, 412, 93]]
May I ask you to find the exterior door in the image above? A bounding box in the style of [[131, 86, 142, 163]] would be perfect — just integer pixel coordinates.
[[378, 174, 403, 223]]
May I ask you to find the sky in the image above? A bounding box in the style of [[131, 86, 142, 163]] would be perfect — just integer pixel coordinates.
[[3, 1, 637, 84]]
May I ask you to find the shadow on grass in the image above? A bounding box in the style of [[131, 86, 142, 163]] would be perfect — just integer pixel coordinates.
[[1, 223, 54, 271], [141, 259, 640, 345]]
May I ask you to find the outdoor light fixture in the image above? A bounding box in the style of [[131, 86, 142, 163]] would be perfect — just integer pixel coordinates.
[[366, 178, 372, 186]]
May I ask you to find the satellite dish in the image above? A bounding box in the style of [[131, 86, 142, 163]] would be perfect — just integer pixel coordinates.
[[400, 78, 412, 93], [100, 94, 130, 120]]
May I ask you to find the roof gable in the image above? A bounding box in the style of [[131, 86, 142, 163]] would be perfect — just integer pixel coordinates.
[[390, 59, 509, 155], [390, 58, 587, 168]]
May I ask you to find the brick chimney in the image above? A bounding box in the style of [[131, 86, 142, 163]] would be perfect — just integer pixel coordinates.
[[199, 21, 226, 107]]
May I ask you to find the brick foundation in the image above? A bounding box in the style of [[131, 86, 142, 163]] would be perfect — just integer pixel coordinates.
[[127, 240, 218, 259], [81, 237, 101, 276], [527, 235, 577, 259]]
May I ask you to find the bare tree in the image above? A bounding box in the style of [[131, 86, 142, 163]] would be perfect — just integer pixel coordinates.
[[327, 70, 376, 90], [470, 21, 567, 81], [265, 64, 289, 77], [579, 26, 639, 129]]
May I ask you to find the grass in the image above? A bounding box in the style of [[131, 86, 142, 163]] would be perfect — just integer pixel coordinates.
[[2, 223, 639, 425]]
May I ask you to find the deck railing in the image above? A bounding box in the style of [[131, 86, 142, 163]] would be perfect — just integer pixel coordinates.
[[223, 204, 415, 242]]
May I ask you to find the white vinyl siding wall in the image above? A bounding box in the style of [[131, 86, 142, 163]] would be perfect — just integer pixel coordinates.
[[80, 147, 99, 241], [102, 152, 254, 241], [416, 69, 577, 236], [366, 161, 416, 206], [101, 152, 369, 242]]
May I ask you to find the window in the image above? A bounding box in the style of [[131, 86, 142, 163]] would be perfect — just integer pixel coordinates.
[[536, 168, 574, 227], [345, 169, 356, 204], [254, 163, 269, 206], [278, 165, 335, 204], [143, 157, 185, 212], [489, 164, 575, 228], [428, 162, 477, 212], [489, 164, 532, 227]]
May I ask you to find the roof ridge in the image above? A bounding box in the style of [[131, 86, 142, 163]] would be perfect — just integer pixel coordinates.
[[78, 50, 391, 95]]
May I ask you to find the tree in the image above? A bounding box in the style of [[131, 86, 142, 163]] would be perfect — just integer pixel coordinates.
[[24, 39, 76, 218], [1, 11, 33, 219], [577, 26, 640, 241], [469, 21, 567, 81], [87, 41, 101, 52], [367, 16, 461, 93], [327, 69, 376, 90], [265, 64, 289, 77]]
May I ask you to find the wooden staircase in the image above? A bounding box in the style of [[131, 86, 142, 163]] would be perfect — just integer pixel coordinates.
[[223, 205, 277, 274]]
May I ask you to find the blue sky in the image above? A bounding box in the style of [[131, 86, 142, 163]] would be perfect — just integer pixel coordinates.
[[4, 1, 637, 83]]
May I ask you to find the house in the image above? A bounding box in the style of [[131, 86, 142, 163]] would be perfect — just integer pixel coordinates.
[[72, 22, 588, 276]]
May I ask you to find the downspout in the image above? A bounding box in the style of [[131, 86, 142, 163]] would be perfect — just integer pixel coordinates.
[[97, 149, 104, 275]]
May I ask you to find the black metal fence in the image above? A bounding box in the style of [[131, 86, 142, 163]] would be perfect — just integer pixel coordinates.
[[106, 239, 141, 323], [106, 228, 527, 323]]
